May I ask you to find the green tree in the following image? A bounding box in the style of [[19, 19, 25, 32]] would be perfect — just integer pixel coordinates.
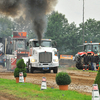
[[45, 11, 79, 55], [76, 18, 100, 54], [79, 19, 100, 43], [45, 11, 69, 55], [64, 22, 80, 55], [0, 14, 100, 56]]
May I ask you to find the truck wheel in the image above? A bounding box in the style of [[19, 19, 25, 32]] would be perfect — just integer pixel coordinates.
[[29, 65, 31, 73], [27, 68, 29, 73], [53, 67, 58, 73], [31, 67, 34, 73], [26, 62, 29, 73], [29, 65, 34, 73]]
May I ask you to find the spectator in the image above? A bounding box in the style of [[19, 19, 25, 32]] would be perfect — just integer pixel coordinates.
[[95, 54, 99, 70], [93, 54, 97, 71], [90, 53, 94, 71], [83, 53, 89, 71]]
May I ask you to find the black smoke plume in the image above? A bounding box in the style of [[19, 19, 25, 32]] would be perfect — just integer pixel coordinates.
[[0, 0, 58, 45]]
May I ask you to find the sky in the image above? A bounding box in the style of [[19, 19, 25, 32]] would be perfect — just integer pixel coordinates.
[[55, 0, 100, 26]]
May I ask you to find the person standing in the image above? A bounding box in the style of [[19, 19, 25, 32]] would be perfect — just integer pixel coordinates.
[[83, 53, 89, 71], [95, 54, 99, 70], [90, 53, 94, 71], [93, 54, 97, 71]]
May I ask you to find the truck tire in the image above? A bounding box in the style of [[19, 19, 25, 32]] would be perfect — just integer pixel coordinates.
[[27, 68, 29, 73], [26, 62, 29, 73], [28, 64, 33, 73], [53, 67, 58, 73], [31, 67, 34, 73]]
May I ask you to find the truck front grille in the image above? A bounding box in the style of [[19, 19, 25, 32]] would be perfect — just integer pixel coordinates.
[[39, 52, 52, 63]]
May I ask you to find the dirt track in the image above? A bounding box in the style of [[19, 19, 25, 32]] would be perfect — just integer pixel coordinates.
[[0, 66, 97, 96]]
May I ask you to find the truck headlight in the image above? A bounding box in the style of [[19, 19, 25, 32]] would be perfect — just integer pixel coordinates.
[[53, 59, 58, 62], [31, 59, 36, 62]]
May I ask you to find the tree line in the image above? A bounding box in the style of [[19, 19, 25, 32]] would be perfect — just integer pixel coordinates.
[[0, 11, 100, 56]]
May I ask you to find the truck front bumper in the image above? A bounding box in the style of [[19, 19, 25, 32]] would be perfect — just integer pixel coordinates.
[[31, 62, 59, 68]]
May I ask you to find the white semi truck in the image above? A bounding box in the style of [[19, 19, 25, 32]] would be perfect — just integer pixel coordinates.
[[23, 39, 59, 73]]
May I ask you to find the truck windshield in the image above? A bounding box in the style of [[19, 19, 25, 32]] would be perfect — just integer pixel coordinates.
[[33, 41, 51, 47], [84, 44, 100, 54], [16, 40, 25, 49]]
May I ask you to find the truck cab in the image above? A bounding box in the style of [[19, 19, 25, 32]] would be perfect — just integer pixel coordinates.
[[84, 42, 100, 54], [24, 39, 59, 73], [12, 32, 29, 59]]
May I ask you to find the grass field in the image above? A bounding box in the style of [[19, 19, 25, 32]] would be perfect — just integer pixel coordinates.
[[0, 78, 92, 100]]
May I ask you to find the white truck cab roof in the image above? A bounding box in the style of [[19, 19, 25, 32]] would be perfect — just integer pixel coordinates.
[[29, 39, 51, 42]]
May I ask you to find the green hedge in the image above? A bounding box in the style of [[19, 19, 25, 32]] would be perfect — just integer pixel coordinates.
[[94, 67, 100, 93], [56, 72, 71, 85], [14, 59, 27, 77]]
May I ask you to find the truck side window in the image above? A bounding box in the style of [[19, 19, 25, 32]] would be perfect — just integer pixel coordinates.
[[33, 41, 39, 47]]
